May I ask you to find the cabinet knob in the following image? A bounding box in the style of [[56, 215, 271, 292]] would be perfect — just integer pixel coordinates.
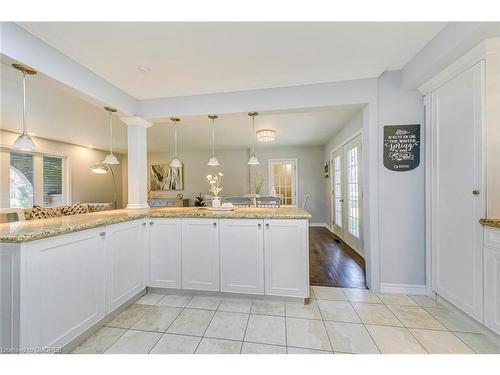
[[213, 222, 217, 227], [99, 232, 106, 237], [149, 221, 154, 225], [142, 222, 147, 226], [265, 223, 270, 229], [472, 190, 480, 196], [258, 223, 262, 228]]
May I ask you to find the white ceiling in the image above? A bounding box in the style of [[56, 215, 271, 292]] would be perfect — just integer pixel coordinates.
[[1, 58, 362, 153], [147, 105, 363, 152], [18, 22, 446, 99]]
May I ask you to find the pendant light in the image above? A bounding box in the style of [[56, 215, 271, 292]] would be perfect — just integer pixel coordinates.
[[247, 112, 260, 165], [102, 106, 119, 165], [170, 117, 182, 168], [11, 64, 37, 151], [207, 114, 220, 166]]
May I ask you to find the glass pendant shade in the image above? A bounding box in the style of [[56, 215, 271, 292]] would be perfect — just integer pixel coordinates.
[[256, 129, 276, 142], [207, 156, 220, 166], [103, 153, 119, 165], [170, 157, 182, 168], [248, 154, 260, 165], [12, 133, 37, 151], [12, 64, 37, 151], [102, 107, 119, 165]]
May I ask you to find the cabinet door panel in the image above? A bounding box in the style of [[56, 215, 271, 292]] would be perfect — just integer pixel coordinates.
[[264, 219, 309, 297], [181, 219, 219, 291], [484, 247, 500, 335], [106, 220, 146, 313], [148, 219, 182, 288], [20, 229, 105, 350], [220, 219, 264, 294]]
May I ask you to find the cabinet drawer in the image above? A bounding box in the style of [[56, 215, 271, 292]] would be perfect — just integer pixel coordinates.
[[485, 227, 500, 250]]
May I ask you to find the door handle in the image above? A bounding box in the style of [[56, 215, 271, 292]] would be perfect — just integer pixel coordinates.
[[339, 199, 344, 203], [472, 190, 480, 196]]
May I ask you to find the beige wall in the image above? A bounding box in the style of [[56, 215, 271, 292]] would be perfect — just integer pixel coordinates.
[[148, 148, 250, 202], [249, 145, 325, 223], [0, 130, 125, 208], [323, 111, 363, 228]]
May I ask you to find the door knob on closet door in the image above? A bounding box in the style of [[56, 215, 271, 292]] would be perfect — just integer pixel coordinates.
[[472, 190, 480, 196]]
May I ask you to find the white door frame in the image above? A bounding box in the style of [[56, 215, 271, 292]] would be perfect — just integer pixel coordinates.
[[267, 158, 298, 207], [330, 131, 363, 256]]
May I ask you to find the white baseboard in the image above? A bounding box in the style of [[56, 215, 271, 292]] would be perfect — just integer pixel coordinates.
[[379, 283, 427, 295], [309, 222, 329, 228]]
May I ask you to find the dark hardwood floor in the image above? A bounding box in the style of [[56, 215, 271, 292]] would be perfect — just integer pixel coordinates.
[[309, 227, 367, 289]]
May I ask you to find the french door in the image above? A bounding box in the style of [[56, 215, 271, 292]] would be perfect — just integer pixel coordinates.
[[331, 135, 363, 253]]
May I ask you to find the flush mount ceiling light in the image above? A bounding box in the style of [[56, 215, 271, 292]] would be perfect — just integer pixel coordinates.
[[170, 117, 182, 168], [207, 114, 220, 167], [256, 129, 276, 142], [247, 112, 260, 165], [102, 107, 120, 165], [11, 63, 37, 151]]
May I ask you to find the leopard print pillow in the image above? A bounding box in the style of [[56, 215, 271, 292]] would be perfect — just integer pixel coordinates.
[[31, 205, 62, 219], [62, 203, 89, 216]]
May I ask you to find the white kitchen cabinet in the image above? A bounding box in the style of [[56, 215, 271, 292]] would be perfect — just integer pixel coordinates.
[[484, 227, 500, 335], [105, 219, 147, 313], [264, 219, 309, 298], [220, 219, 264, 294], [181, 218, 220, 291], [148, 218, 182, 288], [19, 228, 106, 351]]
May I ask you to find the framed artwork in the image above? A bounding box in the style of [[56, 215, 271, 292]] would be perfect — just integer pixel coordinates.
[[150, 164, 184, 191], [324, 161, 330, 178]]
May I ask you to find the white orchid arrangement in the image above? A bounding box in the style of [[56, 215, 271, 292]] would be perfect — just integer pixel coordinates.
[[206, 172, 224, 197]]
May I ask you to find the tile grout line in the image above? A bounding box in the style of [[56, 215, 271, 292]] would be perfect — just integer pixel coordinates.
[[347, 295, 382, 354], [239, 299, 254, 354]]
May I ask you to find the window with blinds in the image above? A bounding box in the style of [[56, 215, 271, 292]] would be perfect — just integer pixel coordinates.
[[43, 156, 63, 206]]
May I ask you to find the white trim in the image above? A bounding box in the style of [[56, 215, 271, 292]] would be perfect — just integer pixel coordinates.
[[120, 116, 153, 128], [309, 222, 328, 228], [379, 283, 427, 295], [330, 129, 362, 154], [418, 37, 500, 95], [126, 203, 149, 210]]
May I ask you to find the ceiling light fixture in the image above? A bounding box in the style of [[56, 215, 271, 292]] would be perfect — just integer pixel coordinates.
[[170, 117, 182, 168], [137, 65, 151, 74], [247, 112, 260, 165], [102, 107, 120, 165], [256, 129, 276, 143], [11, 63, 37, 151], [207, 114, 220, 167]]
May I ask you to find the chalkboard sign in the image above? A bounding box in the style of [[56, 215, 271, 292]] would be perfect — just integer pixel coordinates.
[[383, 124, 420, 171]]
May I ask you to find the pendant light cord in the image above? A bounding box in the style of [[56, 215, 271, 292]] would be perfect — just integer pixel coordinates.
[[174, 123, 178, 157], [211, 117, 215, 156], [251, 115, 256, 155], [109, 111, 113, 154], [22, 72, 27, 135]]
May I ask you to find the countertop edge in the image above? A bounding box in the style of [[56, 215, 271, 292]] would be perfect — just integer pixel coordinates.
[[0, 209, 311, 243], [480, 218, 500, 229]]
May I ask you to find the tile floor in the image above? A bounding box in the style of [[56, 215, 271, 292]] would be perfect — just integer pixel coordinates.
[[71, 286, 500, 354]]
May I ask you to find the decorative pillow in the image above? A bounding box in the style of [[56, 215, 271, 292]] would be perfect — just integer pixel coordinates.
[[31, 205, 62, 219], [62, 203, 89, 216]]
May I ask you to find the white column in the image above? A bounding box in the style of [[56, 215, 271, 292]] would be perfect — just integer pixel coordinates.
[[120, 116, 153, 210]]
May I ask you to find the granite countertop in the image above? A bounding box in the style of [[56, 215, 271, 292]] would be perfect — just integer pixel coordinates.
[[480, 218, 500, 229], [0, 207, 311, 243]]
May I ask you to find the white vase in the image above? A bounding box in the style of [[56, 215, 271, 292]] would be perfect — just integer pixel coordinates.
[[212, 196, 221, 208]]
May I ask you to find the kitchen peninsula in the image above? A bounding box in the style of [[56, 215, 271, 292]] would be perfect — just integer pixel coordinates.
[[0, 207, 310, 353]]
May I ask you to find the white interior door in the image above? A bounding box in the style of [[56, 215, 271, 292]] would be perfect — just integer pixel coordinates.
[[330, 135, 363, 254], [430, 62, 484, 321]]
